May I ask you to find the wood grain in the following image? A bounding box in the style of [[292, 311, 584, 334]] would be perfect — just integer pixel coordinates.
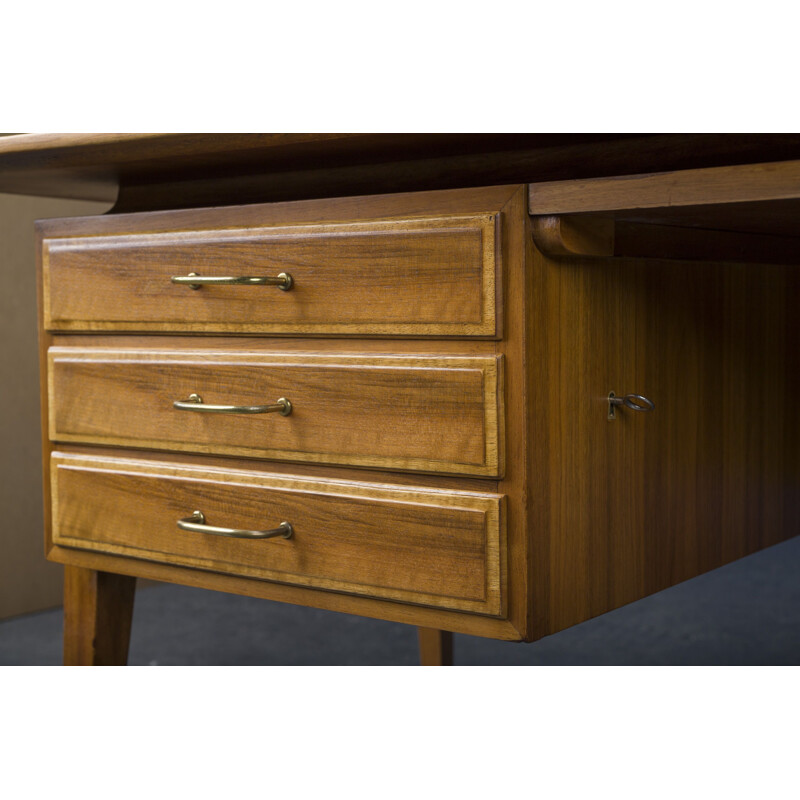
[[63, 565, 136, 666], [51, 452, 506, 616], [528, 241, 800, 636], [37, 184, 518, 237], [417, 628, 454, 666], [5, 134, 800, 210], [42, 214, 500, 337], [532, 215, 800, 265], [34, 185, 523, 644], [528, 159, 800, 215], [51, 332, 498, 356], [35, 164, 800, 659], [55, 442, 498, 493], [530, 215, 615, 257], [494, 187, 533, 639], [49, 348, 503, 477], [108, 136, 800, 214], [47, 538, 523, 641]]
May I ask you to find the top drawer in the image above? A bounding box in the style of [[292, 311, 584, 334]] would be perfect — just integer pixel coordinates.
[[39, 189, 508, 337]]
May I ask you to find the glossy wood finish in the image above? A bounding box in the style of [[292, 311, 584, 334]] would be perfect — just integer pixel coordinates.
[[524, 162, 800, 635], [7, 134, 800, 210], [51, 452, 505, 616], [0, 134, 624, 202], [47, 438, 520, 645], [533, 214, 800, 266], [49, 527, 522, 643], [494, 187, 533, 639], [30, 144, 800, 664], [113, 136, 800, 214], [528, 159, 800, 215], [41, 213, 499, 337], [529, 159, 800, 266], [417, 628, 453, 666], [531, 215, 615, 257], [49, 347, 503, 476], [528, 242, 800, 636], [63, 565, 136, 665], [37, 185, 528, 647]]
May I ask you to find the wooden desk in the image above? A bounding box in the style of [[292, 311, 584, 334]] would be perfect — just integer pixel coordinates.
[[3, 134, 798, 665]]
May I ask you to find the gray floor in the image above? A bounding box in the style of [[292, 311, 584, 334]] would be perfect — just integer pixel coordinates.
[[2, 536, 799, 665]]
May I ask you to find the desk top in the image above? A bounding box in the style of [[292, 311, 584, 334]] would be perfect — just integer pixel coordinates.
[[3, 133, 800, 209]]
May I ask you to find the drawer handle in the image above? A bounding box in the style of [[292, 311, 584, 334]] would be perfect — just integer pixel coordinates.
[[171, 272, 293, 290], [177, 510, 293, 540], [173, 393, 292, 416]]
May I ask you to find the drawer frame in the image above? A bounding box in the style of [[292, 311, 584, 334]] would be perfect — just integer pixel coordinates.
[[51, 452, 507, 617], [37, 185, 533, 643], [48, 347, 505, 477], [40, 206, 502, 338]]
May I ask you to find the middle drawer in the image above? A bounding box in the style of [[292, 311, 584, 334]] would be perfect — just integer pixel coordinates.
[[48, 346, 504, 477]]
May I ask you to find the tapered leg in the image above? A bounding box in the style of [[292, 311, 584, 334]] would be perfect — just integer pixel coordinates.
[[417, 627, 453, 666], [63, 566, 137, 666]]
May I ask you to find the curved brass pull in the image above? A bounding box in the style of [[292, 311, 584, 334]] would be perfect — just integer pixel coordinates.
[[177, 510, 293, 540], [171, 272, 293, 291], [173, 393, 292, 416]]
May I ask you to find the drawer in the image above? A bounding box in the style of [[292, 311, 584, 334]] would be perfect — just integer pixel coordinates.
[[51, 453, 506, 616], [40, 212, 500, 337], [48, 346, 504, 477]]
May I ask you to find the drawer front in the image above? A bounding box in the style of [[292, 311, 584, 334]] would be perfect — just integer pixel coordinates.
[[42, 214, 499, 336], [51, 453, 506, 616], [49, 348, 504, 477]]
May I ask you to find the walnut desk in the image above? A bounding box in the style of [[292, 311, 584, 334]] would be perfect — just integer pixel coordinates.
[[2, 134, 799, 665]]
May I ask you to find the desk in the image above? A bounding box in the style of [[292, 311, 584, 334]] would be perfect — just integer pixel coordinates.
[[2, 134, 798, 665]]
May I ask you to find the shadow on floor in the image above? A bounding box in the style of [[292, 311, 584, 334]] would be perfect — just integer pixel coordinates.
[[2, 536, 799, 665]]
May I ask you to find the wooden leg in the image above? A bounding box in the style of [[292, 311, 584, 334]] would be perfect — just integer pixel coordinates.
[[63, 566, 137, 666], [417, 627, 453, 666]]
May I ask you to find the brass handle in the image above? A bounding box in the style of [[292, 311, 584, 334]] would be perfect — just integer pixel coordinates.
[[177, 510, 293, 540], [171, 272, 293, 291], [173, 393, 292, 416]]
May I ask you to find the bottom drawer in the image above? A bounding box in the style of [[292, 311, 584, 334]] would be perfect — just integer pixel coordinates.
[[51, 453, 505, 617]]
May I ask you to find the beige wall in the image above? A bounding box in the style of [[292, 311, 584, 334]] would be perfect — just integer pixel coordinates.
[[0, 193, 110, 618]]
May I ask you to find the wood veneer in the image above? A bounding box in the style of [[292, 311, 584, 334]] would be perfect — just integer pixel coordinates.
[[51, 452, 505, 616], [42, 214, 499, 337], [528, 160, 800, 266], [33, 167, 800, 660], [37, 185, 530, 648], [527, 240, 800, 636], [49, 348, 503, 477], [63, 565, 135, 666], [528, 159, 800, 216], [418, 628, 454, 666], [8, 134, 800, 210]]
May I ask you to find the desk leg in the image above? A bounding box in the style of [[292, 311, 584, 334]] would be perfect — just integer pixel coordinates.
[[417, 627, 453, 666], [63, 566, 137, 666]]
